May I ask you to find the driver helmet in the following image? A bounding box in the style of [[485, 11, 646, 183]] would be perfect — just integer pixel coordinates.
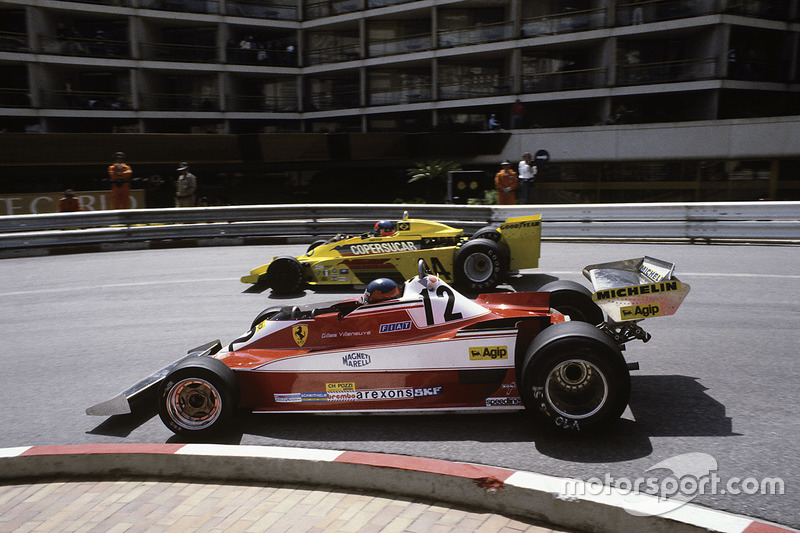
[[374, 220, 395, 236], [360, 278, 401, 304]]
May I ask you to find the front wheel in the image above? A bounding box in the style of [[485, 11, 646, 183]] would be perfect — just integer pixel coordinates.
[[520, 321, 629, 432], [266, 256, 305, 295], [158, 357, 239, 436], [453, 238, 509, 290]]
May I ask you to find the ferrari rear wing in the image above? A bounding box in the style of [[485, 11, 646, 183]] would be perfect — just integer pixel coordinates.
[[85, 340, 222, 416], [582, 256, 690, 323]]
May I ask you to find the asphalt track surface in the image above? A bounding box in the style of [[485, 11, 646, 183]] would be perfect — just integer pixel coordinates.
[[1, 242, 798, 528]]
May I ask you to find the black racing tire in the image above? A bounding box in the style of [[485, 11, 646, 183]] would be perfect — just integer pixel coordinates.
[[471, 225, 502, 242], [540, 280, 604, 325], [453, 238, 509, 291], [266, 256, 305, 295], [158, 357, 239, 436], [306, 240, 327, 254], [519, 321, 629, 433]]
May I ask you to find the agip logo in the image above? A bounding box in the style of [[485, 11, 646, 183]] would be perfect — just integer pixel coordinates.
[[620, 304, 662, 320], [469, 346, 508, 360]]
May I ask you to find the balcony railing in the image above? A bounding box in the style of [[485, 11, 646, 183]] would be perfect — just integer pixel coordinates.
[[523, 67, 607, 93], [368, 85, 432, 106], [227, 0, 298, 20], [521, 7, 607, 38], [304, 0, 360, 20], [226, 94, 298, 112], [724, 0, 791, 20], [367, 0, 417, 8], [307, 90, 360, 111], [616, 0, 715, 26], [0, 31, 28, 52], [140, 0, 220, 14], [41, 89, 132, 110], [438, 76, 513, 100], [140, 42, 218, 63], [617, 57, 716, 86], [40, 35, 130, 59], [368, 33, 431, 58], [0, 88, 31, 107], [140, 93, 220, 111], [438, 21, 515, 48], [227, 46, 298, 66], [306, 43, 360, 65]]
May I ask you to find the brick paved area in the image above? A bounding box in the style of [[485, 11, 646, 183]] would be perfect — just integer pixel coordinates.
[[0, 481, 573, 533]]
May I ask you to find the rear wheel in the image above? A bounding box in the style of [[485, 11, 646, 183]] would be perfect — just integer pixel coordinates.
[[453, 238, 509, 290], [266, 256, 305, 295], [471, 225, 502, 242], [158, 357, 239, 436], [540, 280, 604, 325], [520, 321, 629, 432]]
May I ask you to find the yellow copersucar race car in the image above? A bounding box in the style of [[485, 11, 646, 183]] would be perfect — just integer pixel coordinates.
[[241, 212, 542, 294]]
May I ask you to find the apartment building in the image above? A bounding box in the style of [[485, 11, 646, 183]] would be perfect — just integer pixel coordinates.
[[1, 0, 799, 202]]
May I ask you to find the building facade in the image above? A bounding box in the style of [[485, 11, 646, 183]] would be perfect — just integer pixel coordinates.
[[1, 0, 799, 202]]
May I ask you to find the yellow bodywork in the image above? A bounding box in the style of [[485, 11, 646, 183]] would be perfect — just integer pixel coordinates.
[[241, 214, 542, 286]]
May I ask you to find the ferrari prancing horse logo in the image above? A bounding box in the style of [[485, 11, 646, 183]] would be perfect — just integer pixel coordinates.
[[293, 325, 308, 347]]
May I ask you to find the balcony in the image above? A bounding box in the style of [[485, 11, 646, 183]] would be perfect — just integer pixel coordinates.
[[140, 0, 220, 15], [140, 92, 220, 111], [140, 42, 218, 63], [368, 84, 432, 106], [368, 33, 431, 58], [226, 94, 298, 112], [616, 0, 715, 26], [438, 21, 515, 48], [226, 0, 298, 20], [307, 90, 360, 111], [521, 7, 607, 38], [724, 0, 791, 20], [438, 76, 513, 100], [227, 46, 298, 66], [306, 43, 360, 65], [40, 34, 130, 59], [616, 57, 717, 86], [41, 89, 132, 110], [304, 0, 360, 20], [0, 88, 31, 107], [523, 67, 607, 93], [0, 31, 28, 53]]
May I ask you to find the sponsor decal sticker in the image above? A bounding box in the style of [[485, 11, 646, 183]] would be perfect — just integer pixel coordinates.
[[593, 281, 681, 301], [621, 304, 662, 320], [499, 220, 540, 230], [342, 352, 371, 368], [276, 386, 444, 404], [398, 222, 410, 231], [379, 321, 412, 333], [349, 241, 418, 256], [486, 397, 522, 406], [292, 325, 308, 347], [469, 346, 509, 360]]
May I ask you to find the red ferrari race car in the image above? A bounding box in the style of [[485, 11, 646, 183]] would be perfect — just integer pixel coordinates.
[[87, 257, 689, 435]]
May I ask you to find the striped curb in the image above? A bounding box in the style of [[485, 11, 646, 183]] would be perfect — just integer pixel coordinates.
[[1, 444, 796, 533]]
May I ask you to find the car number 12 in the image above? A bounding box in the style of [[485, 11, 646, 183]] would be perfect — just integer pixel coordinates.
[[421, 285, 463, 326]]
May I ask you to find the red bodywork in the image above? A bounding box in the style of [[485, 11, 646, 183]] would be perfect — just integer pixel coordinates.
[[216, 276, 564, 414]]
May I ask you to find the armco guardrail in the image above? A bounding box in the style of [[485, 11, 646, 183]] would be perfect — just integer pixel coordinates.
[[0, 202, 798, 254]]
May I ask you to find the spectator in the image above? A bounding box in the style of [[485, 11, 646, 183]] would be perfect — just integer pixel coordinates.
[[518, 152, 537, 204], [510, 99, 525, 129], [58, 189, 82, 212], [175, 162, 198, 207], [494, 160, 518, 205], [108, 151, 133, 209], [488, 114, 501, 131]]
